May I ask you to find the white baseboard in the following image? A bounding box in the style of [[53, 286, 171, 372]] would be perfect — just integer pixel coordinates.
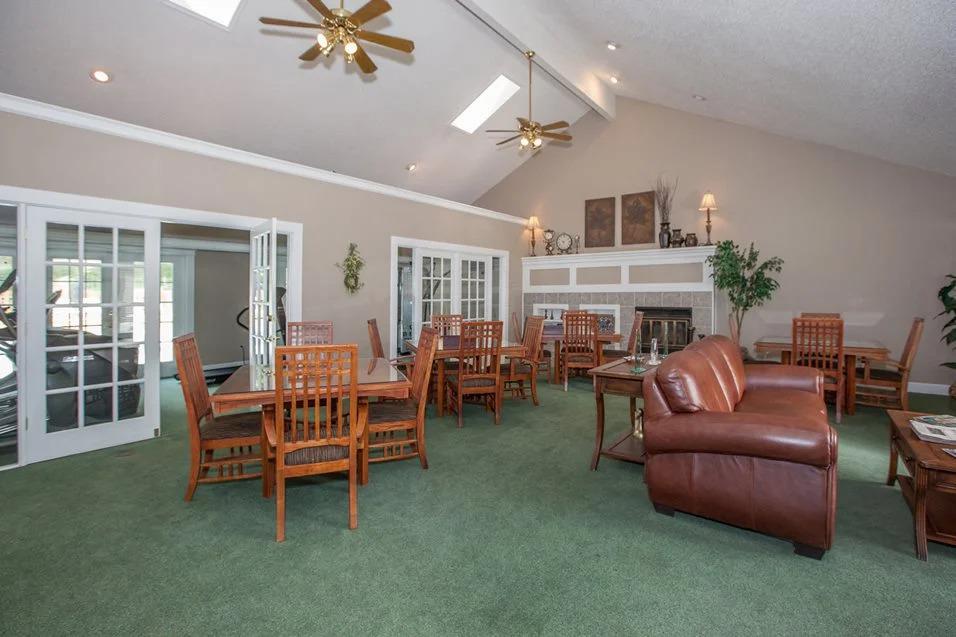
[[204, 361, 243, 371], [908, 382, 951, 396]]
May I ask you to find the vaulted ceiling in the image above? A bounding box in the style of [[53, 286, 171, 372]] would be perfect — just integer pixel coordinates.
[[0, 0, 953, 211], [0, 0, 588, 203]]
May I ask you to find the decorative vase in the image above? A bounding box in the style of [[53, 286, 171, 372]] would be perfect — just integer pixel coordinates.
[[685, 232, 699, 247], [658, 222, 671, 248], [670, 228, 684, 247]]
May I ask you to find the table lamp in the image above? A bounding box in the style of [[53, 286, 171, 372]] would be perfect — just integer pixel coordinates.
[[527, 215, 540, 256], [698, 192, 718, 245]]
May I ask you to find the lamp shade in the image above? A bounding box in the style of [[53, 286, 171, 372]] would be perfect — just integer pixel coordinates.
[[527, 215, 540, 229], [699, 192, 718, 212]]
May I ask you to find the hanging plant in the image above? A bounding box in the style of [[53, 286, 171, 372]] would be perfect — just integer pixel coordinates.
[[336, 242, 365, 295]]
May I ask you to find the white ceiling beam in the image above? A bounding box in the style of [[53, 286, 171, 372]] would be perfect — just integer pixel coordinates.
[[456, 0, 616, 120]]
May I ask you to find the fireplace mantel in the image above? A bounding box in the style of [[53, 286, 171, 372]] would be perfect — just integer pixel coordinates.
[[521, 246, 716, 293]]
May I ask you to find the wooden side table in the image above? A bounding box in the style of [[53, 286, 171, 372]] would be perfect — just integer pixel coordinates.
[[886, 410, 956, 561], [588, 358, 656, 470]]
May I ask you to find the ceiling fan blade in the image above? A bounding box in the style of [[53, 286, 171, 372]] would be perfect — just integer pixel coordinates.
[[259, 17, 323, 29], [540, 120, 570, 132], [352, 44, 378, 74], [349, 0, 392, 26], [485, 130, 521, 133], [517, 117, 532, 128], [355, 30, 415, 53], [305, 0, 336, 20], [496, 135, 522, 146], [299, 43, 324, 61], [540, 132, 573, 142]]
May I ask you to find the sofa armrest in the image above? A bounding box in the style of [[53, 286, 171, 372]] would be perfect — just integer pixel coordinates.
[[644, 412, 836, 467], [745, 364, 823, 396]]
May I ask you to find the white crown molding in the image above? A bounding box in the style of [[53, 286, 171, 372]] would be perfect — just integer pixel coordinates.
[[0, 92, 527, 227]]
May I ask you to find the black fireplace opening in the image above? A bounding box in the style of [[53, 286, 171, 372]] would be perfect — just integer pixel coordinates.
[[635, 307, 694, 353]]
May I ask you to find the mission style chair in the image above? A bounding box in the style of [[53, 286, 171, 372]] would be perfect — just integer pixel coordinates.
[[362, 327, 440, 470], [265, 344, 366, 541], [446, 320, 503, 427], [792, 317, 845, 423], [562, 311, 599, 391], [174, 333, 263, 501], [287, 320, 334, 345], [501, 315, 545, 405], [603, 310, 645, 361], [856, 317, 924, 410]]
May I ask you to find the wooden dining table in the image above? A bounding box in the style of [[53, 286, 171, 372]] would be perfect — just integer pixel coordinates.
[[211, 359, 411, 488], [753, 336, 890, 415], [541, 324, 623, 384], [405, 335, 526, 417]]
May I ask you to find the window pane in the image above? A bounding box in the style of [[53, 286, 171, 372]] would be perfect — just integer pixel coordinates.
[[82, 306, 112, 338], [84, 226, 113, 264], [117, 383, 145, 421], [47, 224, 79, 261], [160, 302, 173, 323], [46, 392, 78, 432], [117, 267, 145, 303], [160, 342, 173, 363], [160, 322, 173, 342], [118, 229, 145, 265], [83, 347, 114, 389], [46, 350, 78, 390], [48, 265, 80, 305], [117, 344, 145, 381], [48, 308, 80, 347], [116, 306, 145, 342], [84, 386, 113, 427], [422, 257, 431, 277]]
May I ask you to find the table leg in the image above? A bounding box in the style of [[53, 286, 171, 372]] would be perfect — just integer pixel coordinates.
[[886, 435, 899, 486], [781, 350, 792, 365], [591, 381, 606, 471], [261, 404, 275, 499], [845, 354, 856, 415], [552, 341, 561, 385], [914, 467, 929, 561], [437, 361, 446, 418]]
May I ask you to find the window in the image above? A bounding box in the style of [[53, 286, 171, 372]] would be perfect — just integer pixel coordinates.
[[165, 0, 244, 28], [160, 262, 174, 362], [451, 75, 521, 134]]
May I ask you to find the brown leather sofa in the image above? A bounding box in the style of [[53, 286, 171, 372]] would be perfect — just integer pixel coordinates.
[[642, 335, 838, 558]]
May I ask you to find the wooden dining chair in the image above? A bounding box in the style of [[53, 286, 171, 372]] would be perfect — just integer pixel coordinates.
[[511, 311, 523, 342], [431, 314, 462, 336], [367, 318, 386, 358], [287, 321, 334, 345], [363, 327, 440, 470], [604, 310, 645, 360], [174, 333, 262, 502], [502, 315, 545, 405], [856, 317, 924, 410], [562, 311, 599, 391], [265, 344, 365, 540], [792, 317, 845, 423], [446, 320, 503, 427]]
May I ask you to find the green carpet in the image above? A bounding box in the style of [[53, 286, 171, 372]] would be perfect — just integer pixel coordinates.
[[2, 379, 954, 635]]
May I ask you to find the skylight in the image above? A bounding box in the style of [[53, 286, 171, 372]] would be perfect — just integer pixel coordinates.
[[165, 0, 244, 28], [451, 75, 521, 134]]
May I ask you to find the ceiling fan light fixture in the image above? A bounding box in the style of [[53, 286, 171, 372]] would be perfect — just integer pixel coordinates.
[[344, 39, 358, 55], [532, 137, 543, 149], [316, 31, 330, 49], [520, 136, 530, 148]]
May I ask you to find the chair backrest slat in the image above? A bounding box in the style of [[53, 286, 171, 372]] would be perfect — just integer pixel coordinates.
[[431, 314, 462, 337], [792, 318, 844, 374], [274, 345, 358, 459], [511, 311, 523, 343], [367, 318, 386, 359], [522, 315, 545, 363], [564, 311, 598, 355], [626, 310, 645, 354], [173, 334, 212, 443], [900, 317, 925, 371], [410, 327, 440, 405], [287, 321, 334, 346], [457, 320, 502, 377]]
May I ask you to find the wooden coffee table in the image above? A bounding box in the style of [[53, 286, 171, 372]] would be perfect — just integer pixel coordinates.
[[886, 409, 956, 561]]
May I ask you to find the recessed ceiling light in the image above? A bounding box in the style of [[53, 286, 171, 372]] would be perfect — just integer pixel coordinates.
[[692, 94, 707, 101], [609, 75, 619, 85], [90, 69, 111, 83], [451, 75, 521, 134], [406, 163, 418, 172], [606, 41, 619, 51]]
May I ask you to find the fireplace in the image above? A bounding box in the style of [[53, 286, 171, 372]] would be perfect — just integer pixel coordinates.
[[635, 307, 695, 353]]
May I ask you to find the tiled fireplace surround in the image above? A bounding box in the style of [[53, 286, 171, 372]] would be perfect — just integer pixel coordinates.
[[520, 247, 717, 349]]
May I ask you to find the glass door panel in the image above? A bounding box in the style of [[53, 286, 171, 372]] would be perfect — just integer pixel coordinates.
[[26, 208, 158, 464], [0, 205, 18, 467], [249, 218, 278, 369], [460, 257, 491, 321]]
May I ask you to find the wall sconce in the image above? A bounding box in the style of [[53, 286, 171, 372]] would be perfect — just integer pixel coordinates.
[[527, 215, 541, 256], [698, 192, 718, 245]]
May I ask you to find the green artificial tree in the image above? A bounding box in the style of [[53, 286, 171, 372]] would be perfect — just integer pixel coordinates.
[[938, 275, 956, 397], [707, 240, 784, 344]]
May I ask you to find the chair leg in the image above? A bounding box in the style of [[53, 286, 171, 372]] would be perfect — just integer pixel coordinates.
[[530, 373, 539, 407], [835, 384, 843, 424], [275, 475, 286, 542], [563, 360, 569, 391], [900, 383, 909, 411], [456, 392, 464, 429], [200, 449, 214, 478], [348, 458, 358, 531], [417, 421, 429, 470], [184, 446, 201, 502], [494, 388, 502, 425]]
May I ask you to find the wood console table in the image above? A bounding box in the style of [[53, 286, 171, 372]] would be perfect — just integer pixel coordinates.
[[886, 409, 956, 561], [588, 358, 658, 470]]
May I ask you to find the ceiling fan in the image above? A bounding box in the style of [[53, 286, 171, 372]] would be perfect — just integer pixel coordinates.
[[486, 51, 572, 151], [259, 0, 415, 75]]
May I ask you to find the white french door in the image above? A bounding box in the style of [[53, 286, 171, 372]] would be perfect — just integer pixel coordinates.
[[25, 208, 159, 463], [249, 218, 278, 368], [411, 249, 492, 337]]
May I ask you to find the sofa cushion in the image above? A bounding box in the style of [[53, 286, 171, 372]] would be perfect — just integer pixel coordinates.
[[657, 349, 735, 413], [685, 336, 747, 408], [735, 388, 828, 427]]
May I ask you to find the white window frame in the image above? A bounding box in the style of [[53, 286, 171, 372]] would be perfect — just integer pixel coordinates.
[[389, 236, 509, 358]]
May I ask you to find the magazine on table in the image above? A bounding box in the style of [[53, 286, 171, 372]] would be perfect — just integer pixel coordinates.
[[910, 414, 956, 428], [910, 420, 956, 444], [943, 448, 956, 460]]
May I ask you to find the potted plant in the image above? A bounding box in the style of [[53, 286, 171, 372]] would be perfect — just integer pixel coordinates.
[[655, 176, 678, 248], [938, 274, 956, 397], [707, 240, 784, 347]]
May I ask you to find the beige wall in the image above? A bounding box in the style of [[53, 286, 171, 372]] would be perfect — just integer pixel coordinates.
[[477, 98, 956, 385], [193, 250, 248, 366], [0, 112, 526, 356]]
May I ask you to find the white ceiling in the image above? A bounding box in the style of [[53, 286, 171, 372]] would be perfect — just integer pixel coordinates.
[[523, 0, 956, 176], [0, 0, 589, 203]]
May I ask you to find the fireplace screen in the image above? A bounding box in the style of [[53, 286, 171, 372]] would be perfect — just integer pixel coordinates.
[[635, 307, 694, 353]]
